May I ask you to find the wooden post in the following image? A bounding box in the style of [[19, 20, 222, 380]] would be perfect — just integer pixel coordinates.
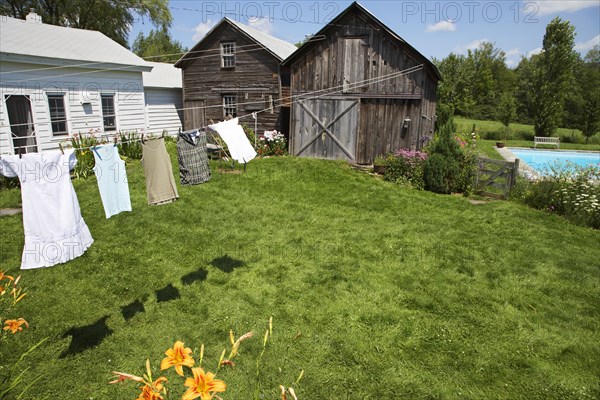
[[508, 158, 520, 198]]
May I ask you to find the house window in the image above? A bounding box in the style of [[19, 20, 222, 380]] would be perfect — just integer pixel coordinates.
[[221, 42, 235, 68], [223, 95, 236, 118], [47, 94, 67, 135], [101, 94, 116, 131]]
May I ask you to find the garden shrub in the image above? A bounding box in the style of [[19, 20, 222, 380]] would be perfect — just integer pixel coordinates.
[[384, 149, 427, 190], [70, 132, 100, 179], [423, 153, 458, 194], [257, 130, 287, 157], [516, 130, 534, 141], [424, 118, 478, 195], [118, 131, 143, 160], [512, 162, 600, 229], [435, 104, 456, 133]]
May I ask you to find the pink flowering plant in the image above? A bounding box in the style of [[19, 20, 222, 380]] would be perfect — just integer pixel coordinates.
[[383, 148, 428, 190]]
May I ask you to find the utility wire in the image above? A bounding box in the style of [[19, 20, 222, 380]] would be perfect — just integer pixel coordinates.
[[3, 66, 424, 130]]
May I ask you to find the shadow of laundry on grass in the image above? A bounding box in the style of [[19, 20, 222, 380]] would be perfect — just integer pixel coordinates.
[[211, 255, 246, 273], [60, 315, 113, 358], [156, 283, 181, 303], [121, 299, 145, 321], [181, 268, 208, 285]]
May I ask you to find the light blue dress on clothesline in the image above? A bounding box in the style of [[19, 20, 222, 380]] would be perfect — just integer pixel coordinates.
[[92, 144, 132, 218]]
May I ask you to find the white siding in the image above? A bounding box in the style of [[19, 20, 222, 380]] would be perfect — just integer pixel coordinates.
[[0, 61, 146, 154], [144, 88, 183, 135]]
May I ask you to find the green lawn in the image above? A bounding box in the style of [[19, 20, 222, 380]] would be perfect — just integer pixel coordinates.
[[456, 117, 600, 147], [1, 152, 599, 399]]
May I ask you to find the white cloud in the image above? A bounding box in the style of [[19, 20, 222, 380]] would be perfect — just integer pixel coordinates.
[[454, 39, 487, 54], [527, 47, 543, 57], [192, 19, 217, 42], [246, 17, 275, 35], [575, 35, 600, 52], [531, 0, 599, 15], [506, 59, 517, 67], [505, 48, 521, 57], [426, 21, 456, 33]]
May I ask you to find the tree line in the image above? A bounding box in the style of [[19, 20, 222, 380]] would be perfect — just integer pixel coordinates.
[[434, 18, 599, 141], [1, 0, 186, 63]]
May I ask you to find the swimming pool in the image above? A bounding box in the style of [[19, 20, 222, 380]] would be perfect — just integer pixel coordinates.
[[508, 148, 600, 174]]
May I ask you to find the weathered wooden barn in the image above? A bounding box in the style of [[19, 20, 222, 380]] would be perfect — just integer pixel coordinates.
[[281, 2, 441, 164], [174, 18, 297, 134]]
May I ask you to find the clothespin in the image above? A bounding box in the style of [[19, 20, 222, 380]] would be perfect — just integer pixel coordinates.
[[141, 133, 145, 144], [113, 134, 118, 147], [59, 143, 64, 155]]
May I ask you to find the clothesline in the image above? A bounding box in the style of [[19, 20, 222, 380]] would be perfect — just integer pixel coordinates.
[[3, 65, 424, 130], [60, 109, 265, 153]]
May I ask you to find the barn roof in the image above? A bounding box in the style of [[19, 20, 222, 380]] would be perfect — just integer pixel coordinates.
[[281, 2, 442, 81], [143, 62, 182, 89], [0, 14, 151, 71], [175, 18, 297, 67]]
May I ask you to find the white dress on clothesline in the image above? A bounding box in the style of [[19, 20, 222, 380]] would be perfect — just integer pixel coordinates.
[[0, 149, 94, 269]]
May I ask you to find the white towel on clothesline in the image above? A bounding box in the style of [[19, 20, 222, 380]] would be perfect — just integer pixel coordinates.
[[208, 118, 256, 164]]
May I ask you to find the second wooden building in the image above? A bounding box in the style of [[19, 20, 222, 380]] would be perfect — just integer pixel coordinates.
[[281, 2, 441, 165]]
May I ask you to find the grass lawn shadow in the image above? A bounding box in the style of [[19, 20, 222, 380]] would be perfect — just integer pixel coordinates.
[[181, 268, 208, 285], [120, 299, 146, 321], [211, 255, 246, 273], [155, 283, 181, 303], [59, 316, 113, 358]]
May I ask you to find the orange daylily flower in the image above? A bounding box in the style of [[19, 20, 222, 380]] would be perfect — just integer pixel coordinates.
[[3, 318, 29, 334], [0, 271, 14, 282], [109, 371, 145, 384], [160, 341, 194, 376], [182, 367, 226, 400], [136, 377, 167, 400]]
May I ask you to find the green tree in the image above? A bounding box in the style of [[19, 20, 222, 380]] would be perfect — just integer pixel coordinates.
[[435, 42, 515, 121], [514, 55, 538, 124], [498, 92, 517, 140], [578, 46, 600, 142], [468, 42, 512, 120], [434, 53, 475, 117], [132, 28, 187, 63], [1, 0, 171, 47], [532, 17, 577, 136]]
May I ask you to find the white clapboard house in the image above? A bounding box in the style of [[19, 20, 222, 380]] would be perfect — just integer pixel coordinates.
[[142, 62, 183, 136], [0, 11, 183, 155]]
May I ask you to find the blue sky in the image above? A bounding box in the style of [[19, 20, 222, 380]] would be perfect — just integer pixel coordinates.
[[130, 1, 600, 67]]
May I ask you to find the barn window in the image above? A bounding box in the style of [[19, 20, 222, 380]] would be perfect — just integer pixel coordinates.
[[221, 42, 235, 68], [223, 95, 237, 118], [47, 94, 68, 136], [101, 94, 117, 131]]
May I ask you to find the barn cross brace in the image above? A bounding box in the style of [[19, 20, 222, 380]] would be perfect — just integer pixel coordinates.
[[296, 100, 358, 161]]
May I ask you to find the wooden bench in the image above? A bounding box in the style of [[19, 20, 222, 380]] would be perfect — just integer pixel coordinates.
[[534, 136, 560, 149]]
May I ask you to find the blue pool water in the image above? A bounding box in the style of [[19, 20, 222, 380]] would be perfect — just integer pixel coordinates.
[[508, 148, 600, 173]]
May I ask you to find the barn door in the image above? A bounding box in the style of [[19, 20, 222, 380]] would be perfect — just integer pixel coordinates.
[[292, 98, 359, 162], [343, 38, 368, 93], [184, 100, 205, 131]]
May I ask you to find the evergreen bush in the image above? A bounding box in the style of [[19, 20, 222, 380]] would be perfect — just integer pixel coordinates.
[[424, 117, 478, 195]]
